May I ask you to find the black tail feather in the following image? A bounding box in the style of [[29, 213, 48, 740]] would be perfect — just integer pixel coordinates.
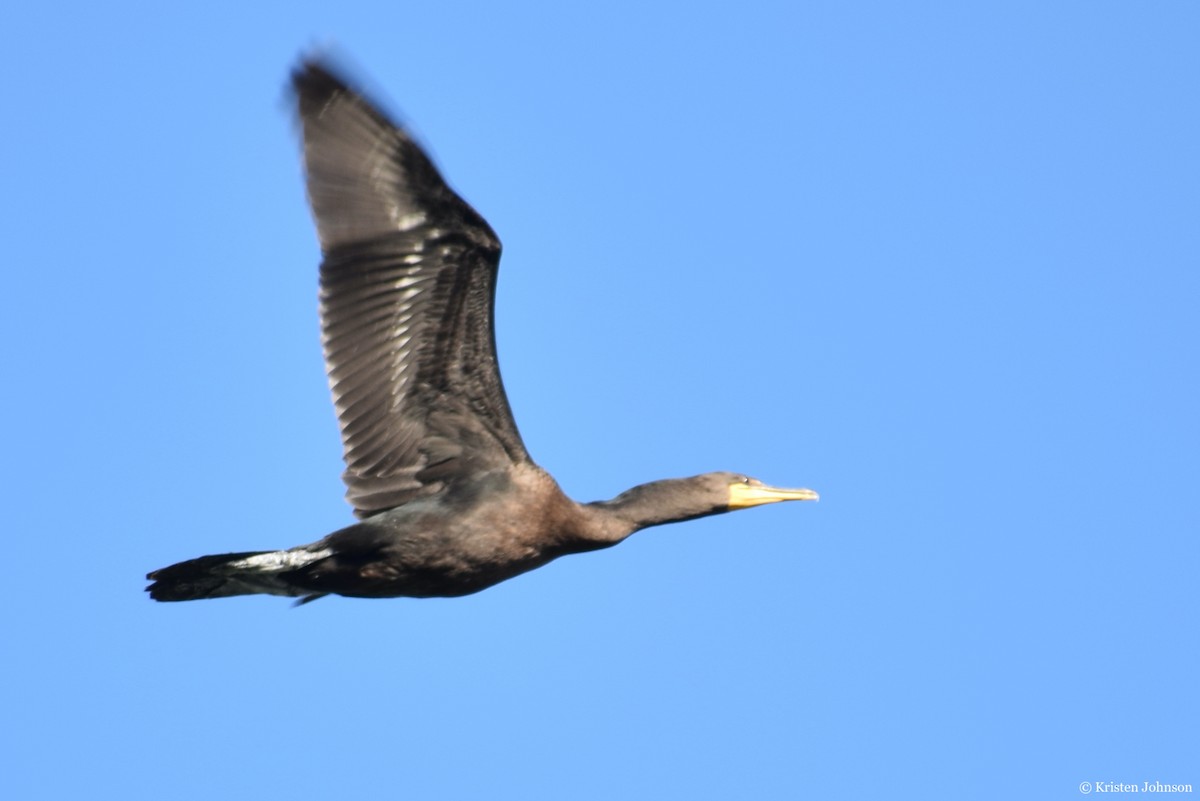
[[146, 551, 274, 602]]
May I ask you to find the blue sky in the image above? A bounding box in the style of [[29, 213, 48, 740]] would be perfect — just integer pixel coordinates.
[[3, 1, 1197, 798]]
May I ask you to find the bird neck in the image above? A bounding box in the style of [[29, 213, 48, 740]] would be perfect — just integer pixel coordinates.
[[584, 478, 727, 541]]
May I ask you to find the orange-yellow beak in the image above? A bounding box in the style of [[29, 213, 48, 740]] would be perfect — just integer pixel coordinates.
[[728, 480, 820, 509]]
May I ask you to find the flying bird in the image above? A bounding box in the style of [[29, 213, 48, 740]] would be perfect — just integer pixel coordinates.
[[146, 59, 818, 603]]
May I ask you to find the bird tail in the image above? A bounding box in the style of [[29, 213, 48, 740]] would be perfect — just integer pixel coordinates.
[[145, 547, 332, 602]]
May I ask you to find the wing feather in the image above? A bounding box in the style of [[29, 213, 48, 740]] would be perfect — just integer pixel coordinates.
[[294, 61, 531, 518]]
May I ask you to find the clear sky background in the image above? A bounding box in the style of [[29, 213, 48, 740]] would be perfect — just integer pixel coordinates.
[[3, 2, 1197, 799]]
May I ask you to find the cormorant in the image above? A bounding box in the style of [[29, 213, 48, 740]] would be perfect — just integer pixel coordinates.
[[146, 58, 818, 603]]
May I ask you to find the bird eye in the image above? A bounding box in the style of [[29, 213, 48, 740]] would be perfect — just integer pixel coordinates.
[[741, 476, 752, 485]]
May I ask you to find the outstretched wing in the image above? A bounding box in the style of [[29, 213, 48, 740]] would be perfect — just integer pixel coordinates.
[[294, 60, 531, 519]]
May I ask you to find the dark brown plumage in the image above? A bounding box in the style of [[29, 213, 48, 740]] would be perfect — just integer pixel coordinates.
[[145, 58, 817, 604]]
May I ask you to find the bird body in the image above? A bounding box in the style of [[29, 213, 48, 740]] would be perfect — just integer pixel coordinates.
[[146, 58, 818, 604], [151, 464, 579, 601]]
